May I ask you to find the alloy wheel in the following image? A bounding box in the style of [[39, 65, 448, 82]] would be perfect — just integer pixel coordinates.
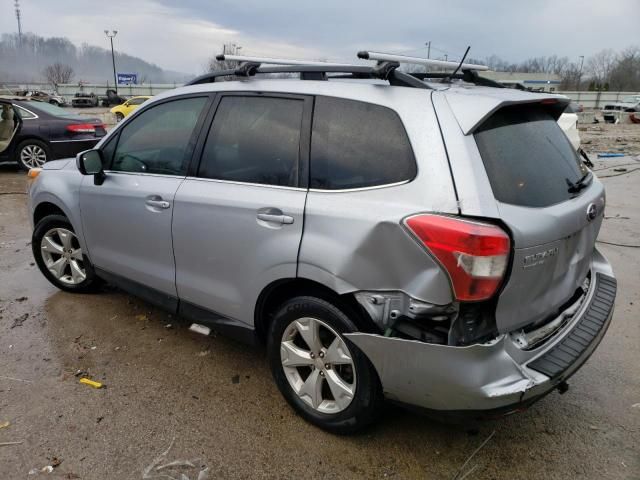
[[20, 144, 47, 168], [280, 317, 356, 414], [40, 228, 86, 285]]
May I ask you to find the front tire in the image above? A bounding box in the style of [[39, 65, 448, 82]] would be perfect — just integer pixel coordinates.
[[16, 139, 50, 171], [267, 296, 383, 434], [32, 214, 99, 293], [115, 112, 124, 122]]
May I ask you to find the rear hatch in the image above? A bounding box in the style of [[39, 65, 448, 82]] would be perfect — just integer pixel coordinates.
[[440, 90, 605, 333]]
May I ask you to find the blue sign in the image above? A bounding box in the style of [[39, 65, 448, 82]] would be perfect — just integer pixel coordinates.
[[117, 73, 137, 85]]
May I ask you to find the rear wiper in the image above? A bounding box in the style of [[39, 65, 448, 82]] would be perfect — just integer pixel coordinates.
[[566, 171, 592, 194]]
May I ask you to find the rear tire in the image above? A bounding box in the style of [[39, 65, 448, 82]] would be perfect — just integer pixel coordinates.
[[267, 296, 383, 434], [32, 214, 99, 293], [16, 139, 50, 171]]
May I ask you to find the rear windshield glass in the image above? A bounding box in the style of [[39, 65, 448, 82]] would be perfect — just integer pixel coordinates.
[[474, 105, 589, 208]]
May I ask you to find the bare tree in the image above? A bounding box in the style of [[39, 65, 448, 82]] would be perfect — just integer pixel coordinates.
[[586, 49, 617, 87], [609, 46, 640, 90], [43, 62, 74, 85]]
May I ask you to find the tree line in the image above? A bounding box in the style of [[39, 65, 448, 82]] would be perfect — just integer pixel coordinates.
[[0, 33, 188, 85], [468, 46, 640, 91]]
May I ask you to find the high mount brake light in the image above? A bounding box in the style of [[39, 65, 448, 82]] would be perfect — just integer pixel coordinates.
[[66, 123, 102, 133], [404, 214, 510, 301]]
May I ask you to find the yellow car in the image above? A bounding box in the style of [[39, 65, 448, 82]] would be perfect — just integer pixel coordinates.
[[110, 96, 152, 122]]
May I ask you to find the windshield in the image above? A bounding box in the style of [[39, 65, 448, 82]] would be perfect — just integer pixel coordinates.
[[621, 96, 640, 103], [25, 101, 72, 117]]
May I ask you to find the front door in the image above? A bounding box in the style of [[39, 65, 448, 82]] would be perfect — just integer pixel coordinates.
[[80, 95, 210, 303], [173, 93, 312, 326]]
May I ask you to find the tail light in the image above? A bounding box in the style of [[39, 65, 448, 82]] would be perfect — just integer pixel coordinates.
[[66, 123, 103, 134], [404, 214, 510, 301]]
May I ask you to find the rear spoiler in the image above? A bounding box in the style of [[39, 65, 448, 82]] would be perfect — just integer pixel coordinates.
[[443, 90, 570, 135]]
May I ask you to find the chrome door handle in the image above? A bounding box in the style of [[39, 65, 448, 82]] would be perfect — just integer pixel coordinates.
[[146, 199, 170, 209], [257, 213, 294, 224]]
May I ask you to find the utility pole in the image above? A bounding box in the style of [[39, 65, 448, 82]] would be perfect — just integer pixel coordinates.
[[444, 54, 448, 61], [105, 30, 119, 94], [576, 55, 584, 91], [14, 0, 22, 46], [425, 41, 431, 59]]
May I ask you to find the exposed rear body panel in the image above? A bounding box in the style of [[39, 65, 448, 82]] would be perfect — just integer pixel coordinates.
[[433, 88, 604, 333]]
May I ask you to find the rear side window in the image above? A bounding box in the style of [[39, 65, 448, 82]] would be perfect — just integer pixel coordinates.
[[310, 97, 416, 190], [198, 96, 304, 187], [474, 105, 588, 208], [15, 106, 36, 119]]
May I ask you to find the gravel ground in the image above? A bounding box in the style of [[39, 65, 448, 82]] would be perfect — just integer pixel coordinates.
[[0, 158, 639, 479], [580, 123, 640, 157]]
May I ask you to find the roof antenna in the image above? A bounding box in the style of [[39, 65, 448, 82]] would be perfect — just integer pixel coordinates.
[[447, 46, 471, 81]]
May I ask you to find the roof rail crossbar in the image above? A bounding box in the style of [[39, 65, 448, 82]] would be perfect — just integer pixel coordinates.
[[357, 51, 489, 71], [185, 63, 431, 89], [215, 54, 354, 67]]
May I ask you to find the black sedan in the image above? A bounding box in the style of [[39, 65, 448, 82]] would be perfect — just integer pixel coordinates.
[[0, 99, 106, 170]]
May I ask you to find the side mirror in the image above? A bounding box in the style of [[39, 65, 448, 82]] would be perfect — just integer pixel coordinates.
[[76, 149, 106, 185]]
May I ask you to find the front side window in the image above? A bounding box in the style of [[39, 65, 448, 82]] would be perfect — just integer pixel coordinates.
[[310, 96, 416, 190], [198, 96, 304, 187], [111, 97, 207, 175]]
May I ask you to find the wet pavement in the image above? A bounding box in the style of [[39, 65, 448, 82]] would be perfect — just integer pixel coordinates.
[[0, 160, 639, 479]]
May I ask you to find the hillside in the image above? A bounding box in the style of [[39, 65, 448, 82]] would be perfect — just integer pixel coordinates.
[[0, 32, 192, 84]]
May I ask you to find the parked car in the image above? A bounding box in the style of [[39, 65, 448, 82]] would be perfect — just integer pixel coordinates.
[[0, 99, 105, 170], [100, 89, 128, 107], [71, 92, 99, 108], [27, 58, 616, 433], [602, 94, 640, 123], [14, 90, 67, 107], [558, 102, 582, 151], [110, 95, 152, 121]]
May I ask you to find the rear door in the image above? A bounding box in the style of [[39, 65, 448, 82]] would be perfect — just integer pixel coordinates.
[[80, 95, 210, 304], [172, 93, 311, 325], [0, 101, 21, 155], [471, 104, 605, 332]]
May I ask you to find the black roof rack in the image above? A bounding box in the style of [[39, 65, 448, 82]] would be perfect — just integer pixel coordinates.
[[186, 62, 431, 89], [185, 52, 495, 89]]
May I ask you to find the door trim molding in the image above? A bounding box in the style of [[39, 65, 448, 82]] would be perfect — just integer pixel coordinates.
[[179, 301, 257, 346], [95, 267, 178, 312], [94, 267, 257, 346]]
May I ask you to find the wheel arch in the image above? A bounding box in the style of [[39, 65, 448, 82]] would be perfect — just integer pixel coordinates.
[[33, 201, 67, 226], [254, 277, 378, 344]]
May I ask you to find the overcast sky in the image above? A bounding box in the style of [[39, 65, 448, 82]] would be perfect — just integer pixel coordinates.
[[2, 0, 638, 73]]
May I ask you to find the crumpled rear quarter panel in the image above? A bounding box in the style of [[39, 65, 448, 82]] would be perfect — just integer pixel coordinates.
[[298, 97, 458, 305]]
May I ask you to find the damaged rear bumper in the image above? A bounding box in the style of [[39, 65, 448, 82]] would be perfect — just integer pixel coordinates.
[[345, 250, 616, 415]]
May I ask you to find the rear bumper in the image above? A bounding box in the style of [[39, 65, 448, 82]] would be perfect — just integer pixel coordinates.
[[345, 249, 616, 414]]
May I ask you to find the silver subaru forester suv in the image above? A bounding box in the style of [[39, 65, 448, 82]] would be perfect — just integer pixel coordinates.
[[27, 54, 616, 433]]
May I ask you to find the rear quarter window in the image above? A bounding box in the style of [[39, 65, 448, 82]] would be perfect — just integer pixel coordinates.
[[474, 105, 588, 208], [310, 96, 416, 190]]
